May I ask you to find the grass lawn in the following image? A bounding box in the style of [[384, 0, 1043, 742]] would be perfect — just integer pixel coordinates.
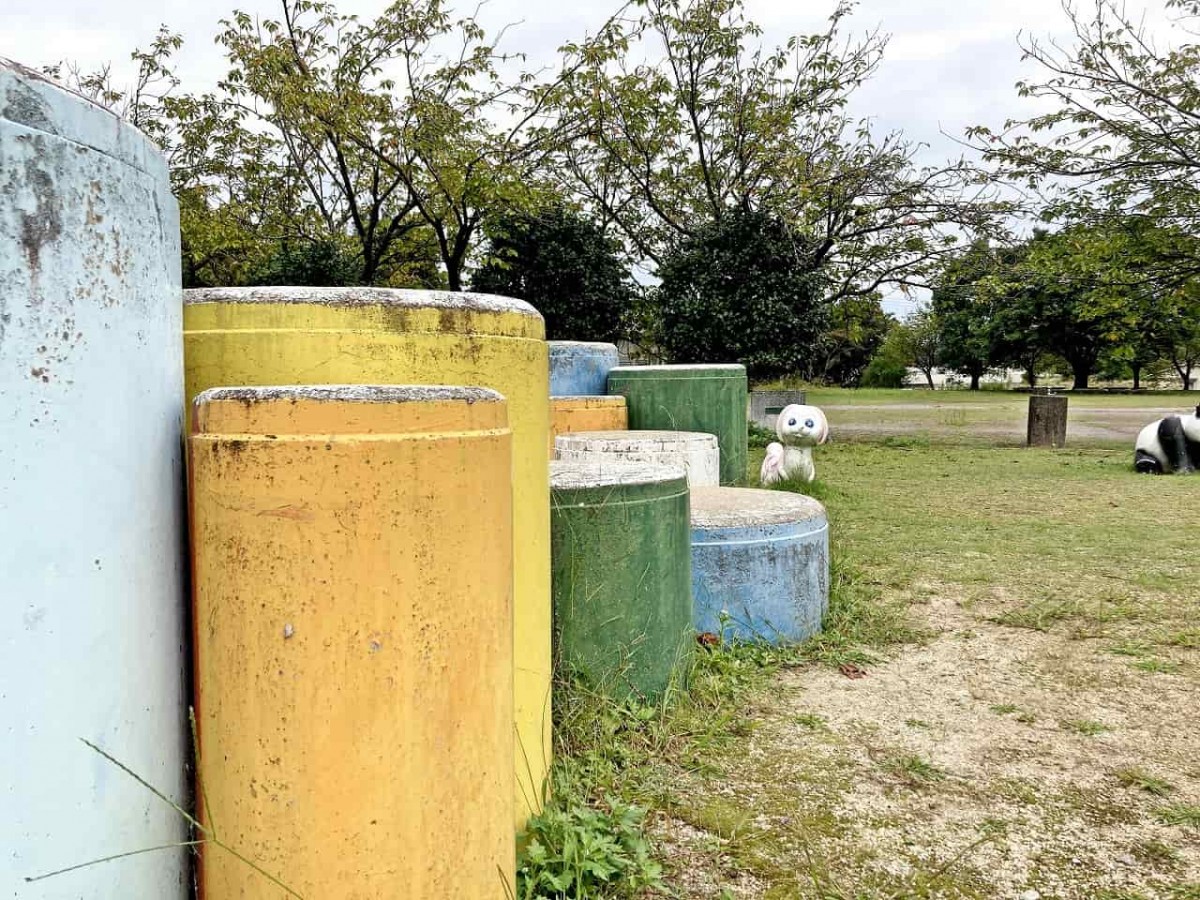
[[645, 408, 1200, 899], [792, 388, 1200, 448]]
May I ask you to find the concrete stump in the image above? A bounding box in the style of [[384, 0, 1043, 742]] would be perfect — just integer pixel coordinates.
[[1, 59, 187, 898], [690, 487, 829, 644], [555, 429, 720, 487], [550, 461, 692, 698], [185, 286, 550, 826], [750, 390, 807, 429], [190, 386, 515, 898], [607, 364, 748, 484], [549, 395, 628, 449], [1027, 394, 1068, 448], [548, 341, 620, 397]]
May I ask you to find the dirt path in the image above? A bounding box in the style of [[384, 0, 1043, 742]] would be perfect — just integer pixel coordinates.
[[660, 596, 1200, 898]]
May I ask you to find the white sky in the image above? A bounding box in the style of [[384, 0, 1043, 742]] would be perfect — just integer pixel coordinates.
[[0, 0, 1178, 312]]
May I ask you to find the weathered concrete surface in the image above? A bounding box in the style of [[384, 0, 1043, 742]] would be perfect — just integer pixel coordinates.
[[549, 395, 628, 449], [184, 287, 550, 826], [191, 387, 514, 898], [607, 364, 749, 485], [750, 389, 807, 429], [550, 461, 692, 698], [554, 429, 720, 487], [548, 340, 620, 397], [0, 59, 187, 897], [690, 487, 829, 644]]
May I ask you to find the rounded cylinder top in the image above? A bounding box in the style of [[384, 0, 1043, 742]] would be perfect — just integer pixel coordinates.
[[1, 57, 168, 179], [548, 341, 620, 351], [192, 384, 507, 436], [556, 429, 717, 447], [185, 285, 539, 317], [550, 396, 627, 407], [690, 487, 826, 528], [551, 460, 687, 491], [608, 364, 746, 379]]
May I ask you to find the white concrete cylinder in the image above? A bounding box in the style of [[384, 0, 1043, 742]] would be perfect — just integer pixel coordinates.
[[1, 60, 187, 898], [554, 429, 720, 487]]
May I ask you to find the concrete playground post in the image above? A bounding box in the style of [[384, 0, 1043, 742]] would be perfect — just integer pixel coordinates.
[[549, 395, 628, 448], [184, 286, 550, 825], [607, 364, 749, 485], [1, 60, 188, 897], [548, 340, 620, 396], [550, 461, 693, 699], [189, 386, 515, 898], [690, 488, 829, 644]]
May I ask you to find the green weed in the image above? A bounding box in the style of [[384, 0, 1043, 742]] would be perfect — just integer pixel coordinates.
[[1115, 768, 1175, 796], [1157, 805, 1200, 828]]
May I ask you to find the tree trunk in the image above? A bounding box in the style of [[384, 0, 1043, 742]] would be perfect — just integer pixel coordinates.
[[1072, 366, 1090, 390], [1026, 366, 1038, 388], [1132, 364, 1142, 391], [1027, 395, 1068, 448], [922, 368, 936, 390], [969, 371, 981, 391]]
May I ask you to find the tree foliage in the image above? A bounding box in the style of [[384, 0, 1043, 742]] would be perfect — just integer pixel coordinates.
[[651, 207, 828, 378], [551, 0, 1006, 301], [471, 205, 636, 341]]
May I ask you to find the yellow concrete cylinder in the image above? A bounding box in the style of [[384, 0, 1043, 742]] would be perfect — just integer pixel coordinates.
[[184, 287, 550, 824], [549, 395, 628, 449], [189, 385, 514, 898]]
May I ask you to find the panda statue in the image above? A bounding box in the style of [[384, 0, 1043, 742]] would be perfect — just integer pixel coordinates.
[[1134, 405, 1200, 474]]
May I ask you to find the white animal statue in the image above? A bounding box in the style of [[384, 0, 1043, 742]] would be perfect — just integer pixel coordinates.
[[760, 404, 830, 485], [1135, 405, 1200, 474]]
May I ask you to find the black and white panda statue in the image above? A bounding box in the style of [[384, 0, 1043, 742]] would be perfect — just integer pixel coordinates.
[[1135, 405, 1200, 474]]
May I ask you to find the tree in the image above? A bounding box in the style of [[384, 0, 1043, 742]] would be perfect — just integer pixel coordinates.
[[215, 0, 426, 285], [817, 294, 892, 386], [552, 0, 1006, 301], [969, 0, 1200, 241], [860, 319, 907, 388], [931, 241, 1006, 390], [891, 308, 941, 389], [650, 207, 828, 378], [471, 204, 636, 341]]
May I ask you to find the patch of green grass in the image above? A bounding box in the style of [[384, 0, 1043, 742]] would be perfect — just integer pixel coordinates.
[[1061, 718, 1111, 736], [1157, 805, 1200, 828], [793, 713, 826, 730], [1166, 629, 1200, 649], [1134, 657, 1182, 674], [1115, 768, 1175, 797], [991, 598, 1079, 632], [990, 703, 1019, 715], [1108, 640, 1154, 658], [879, 753, 947, 786]]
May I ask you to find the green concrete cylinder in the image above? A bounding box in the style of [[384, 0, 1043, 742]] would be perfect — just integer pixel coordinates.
[[607, 365, 748, 485], [550, 461, 692, 699]]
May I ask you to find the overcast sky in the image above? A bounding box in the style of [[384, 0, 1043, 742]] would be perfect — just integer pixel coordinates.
[[0, 0, 1175, 312]]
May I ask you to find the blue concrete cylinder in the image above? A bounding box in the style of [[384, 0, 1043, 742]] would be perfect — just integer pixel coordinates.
[[690, 487, 829, 643], [1, 60, 187, 897], [548, 341, 620, 397]]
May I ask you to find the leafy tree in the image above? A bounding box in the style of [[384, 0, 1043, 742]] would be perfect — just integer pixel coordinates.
[[552, 0, 1006, 301], [969, 0, 1200, 242], [860, 323, 907, 388], [472, 205, 635, 341], [651, 207, 828, 378], [215, 0, 426, 284], [931, 241, 1007, 390], [890, 308, 941, 389], [817, 294, 892, 386]]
